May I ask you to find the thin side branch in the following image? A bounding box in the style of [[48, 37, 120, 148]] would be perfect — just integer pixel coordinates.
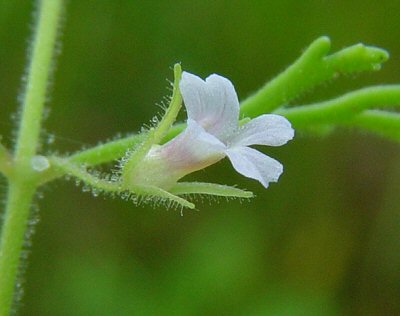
[[240, 37, 388, 117], [345, 110, 400, 142], [275, 85, 400, 127], [50, 157, 122, 193]]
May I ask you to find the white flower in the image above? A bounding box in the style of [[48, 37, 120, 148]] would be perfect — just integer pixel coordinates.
[[178, 71, 294, 187], [129, 72, 294, 190]]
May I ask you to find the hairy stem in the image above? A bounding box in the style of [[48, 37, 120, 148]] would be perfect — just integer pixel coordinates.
[[69, 133, 147, 166], [14, 2, 62, 164], [0, 1, 63, 314], [0, 183, 36, 316], [51, 157, 122, 193]]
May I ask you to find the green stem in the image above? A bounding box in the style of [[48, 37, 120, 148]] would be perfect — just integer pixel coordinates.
[[0, 1, 63, 315], [14, 1, 63, 164], [69, 133, 148, 166], [51, 158, 122, 193], [275, 85, 400, 127], [240, 37, 388, 117], [345, 110, 400, 142], [0, 183, 36, 316]]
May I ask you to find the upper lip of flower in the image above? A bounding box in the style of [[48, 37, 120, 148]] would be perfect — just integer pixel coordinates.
[[178, 71, 295, 188]]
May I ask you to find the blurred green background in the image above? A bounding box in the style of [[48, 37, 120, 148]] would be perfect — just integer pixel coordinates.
[[1, 1, 400, 315]]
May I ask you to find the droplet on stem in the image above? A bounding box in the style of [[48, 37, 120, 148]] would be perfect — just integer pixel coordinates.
[[31, 155, 50, 172]]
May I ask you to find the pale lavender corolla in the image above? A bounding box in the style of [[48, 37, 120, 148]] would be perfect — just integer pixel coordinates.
[[129, 71, 294, 190]]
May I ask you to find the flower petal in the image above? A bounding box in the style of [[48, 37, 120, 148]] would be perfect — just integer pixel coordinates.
[[229, 114, 294, 147], [179, 72, 240, 140], [161, 119, 226, 171], [225, 146, 283, 188], [130, 119, 227, 190]]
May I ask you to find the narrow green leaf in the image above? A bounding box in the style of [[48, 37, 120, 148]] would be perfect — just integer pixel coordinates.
[[170, 182, 254, 198]]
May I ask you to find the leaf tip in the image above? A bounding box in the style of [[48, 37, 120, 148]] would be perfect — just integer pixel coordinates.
[[316, 35, 331, 46], [308, 36, 331, 57], [361, 45, 389, 71]]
